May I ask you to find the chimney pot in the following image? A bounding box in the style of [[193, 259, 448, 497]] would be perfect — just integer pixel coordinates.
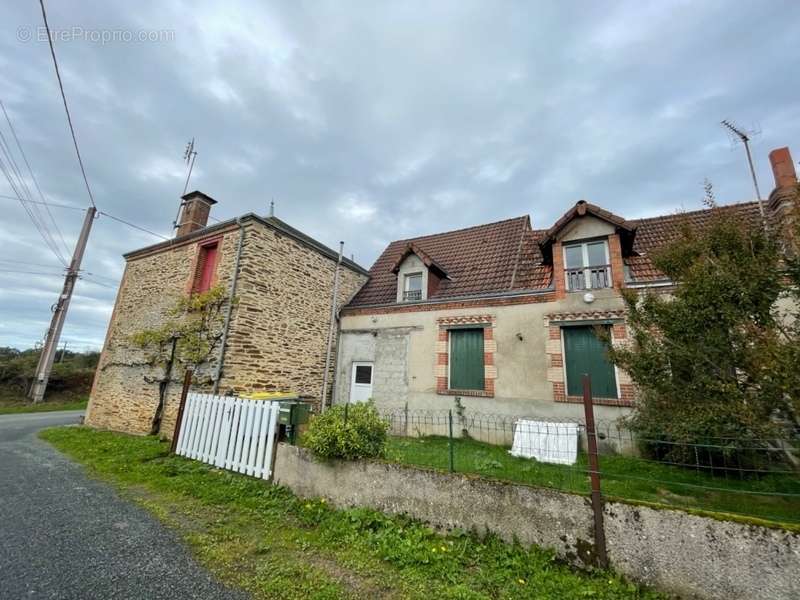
[[177, 190, 217, 237], [769, 147, 797, 190]]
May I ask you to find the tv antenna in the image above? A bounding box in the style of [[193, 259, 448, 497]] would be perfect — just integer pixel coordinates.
[[172, 138, 198, 230], [720, 120, 765, 224]]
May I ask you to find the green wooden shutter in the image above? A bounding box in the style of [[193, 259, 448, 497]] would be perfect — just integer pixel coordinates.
[[449, 328, 485, 390], [563, 326, 617, 398]]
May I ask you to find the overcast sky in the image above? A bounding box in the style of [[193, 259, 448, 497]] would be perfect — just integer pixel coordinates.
[[1, 1, 798, 350]]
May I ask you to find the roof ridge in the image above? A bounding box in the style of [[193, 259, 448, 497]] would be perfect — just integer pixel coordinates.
[[629, 200, 761, 225], [392, 215, 529, 245]]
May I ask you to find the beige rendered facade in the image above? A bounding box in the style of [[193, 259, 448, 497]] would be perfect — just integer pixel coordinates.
[[335, 213, 637, 423]]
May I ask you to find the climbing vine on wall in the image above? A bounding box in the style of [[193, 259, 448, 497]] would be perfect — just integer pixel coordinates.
[[130, 285, 234, 434], [131, 285, 231, 374]]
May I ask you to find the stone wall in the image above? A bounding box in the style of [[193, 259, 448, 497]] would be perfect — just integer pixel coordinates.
[[274, 444, 800, 600], [334, 327, 415, 405], [86, 218, 367, 436], [86, 225, 240, 435], [217, 224, 367, 409]]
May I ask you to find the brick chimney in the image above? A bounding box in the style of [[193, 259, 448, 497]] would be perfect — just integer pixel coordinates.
[[767, 147, 799, 254], [769, 147, 797, 190], [177, 190, 217, 237]]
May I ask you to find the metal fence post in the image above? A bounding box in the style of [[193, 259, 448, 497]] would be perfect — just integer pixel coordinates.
[[170, 369, 193, 454], [448, 409, 455, 472], [344, 402, 349, 426], [582, 374, 608, 569]]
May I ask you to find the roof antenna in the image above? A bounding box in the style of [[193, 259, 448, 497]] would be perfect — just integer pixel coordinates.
[[269, 198, 275, 218], [720, 120, 766, 226], [702, 178, 717, 209], [172, 138, 198, 230]]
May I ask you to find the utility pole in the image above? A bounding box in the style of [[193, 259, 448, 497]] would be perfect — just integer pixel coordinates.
[[721, 120, 766, 226], [29, 206, 96, 402]]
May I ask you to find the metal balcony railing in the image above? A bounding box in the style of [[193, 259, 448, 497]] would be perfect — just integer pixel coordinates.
[[403, 289, 422, 301], [565, 264, 611, 291]]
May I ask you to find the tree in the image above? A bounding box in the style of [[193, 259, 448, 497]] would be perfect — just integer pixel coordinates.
[[131, 285, 232, 434], [607, 200, 800, 468]]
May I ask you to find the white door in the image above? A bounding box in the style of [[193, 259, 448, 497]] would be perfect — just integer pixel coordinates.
[[349, 362, 374, 403]]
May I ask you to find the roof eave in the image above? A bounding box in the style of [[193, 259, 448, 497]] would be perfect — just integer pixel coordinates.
[[122, 213, 370, 276]]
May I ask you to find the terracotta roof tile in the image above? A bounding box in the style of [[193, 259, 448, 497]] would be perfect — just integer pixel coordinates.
[[347, 200, 764, 306], [541, 200, 633, 244], [625, 201, 762, 282], [347, 216, 552, 307]]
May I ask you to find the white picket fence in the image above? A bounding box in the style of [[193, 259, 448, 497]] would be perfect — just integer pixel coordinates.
[[175, 393, 281, 479]]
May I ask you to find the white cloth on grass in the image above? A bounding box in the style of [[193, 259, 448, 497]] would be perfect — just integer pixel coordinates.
[[509, 420, 579, 465]]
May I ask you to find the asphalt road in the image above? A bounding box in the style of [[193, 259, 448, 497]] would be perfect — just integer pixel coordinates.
[[0, 411, 247, 599]]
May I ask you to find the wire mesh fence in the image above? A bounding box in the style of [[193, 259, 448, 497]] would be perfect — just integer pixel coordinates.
[[376, 404, 800, 527]]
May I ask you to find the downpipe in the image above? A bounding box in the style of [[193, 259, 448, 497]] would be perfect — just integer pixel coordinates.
[[320, 241, 344, 411], [212, 217, 245, 394]]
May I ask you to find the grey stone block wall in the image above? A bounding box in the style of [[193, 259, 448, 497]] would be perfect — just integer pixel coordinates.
[[335, 328, 414, 405], [274, 444, 800, 600]]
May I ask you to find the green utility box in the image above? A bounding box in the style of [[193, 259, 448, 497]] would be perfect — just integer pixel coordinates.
[[279, 401, 310, 426], [278, 400, 312, 444]]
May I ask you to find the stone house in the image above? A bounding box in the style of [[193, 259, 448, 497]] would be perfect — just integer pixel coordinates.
[[86, 191, 368, 436], [334, 146, 799, 423]]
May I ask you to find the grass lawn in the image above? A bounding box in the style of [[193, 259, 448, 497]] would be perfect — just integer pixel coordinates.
[[386, 436, 800, 528], [0, 391, 87, 415], [41, 426, 664, 600]]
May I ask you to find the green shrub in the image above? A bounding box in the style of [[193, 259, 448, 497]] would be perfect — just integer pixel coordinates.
[[303, 401, 389, 460]]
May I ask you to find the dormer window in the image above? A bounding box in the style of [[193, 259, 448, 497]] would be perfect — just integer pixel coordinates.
[[403, 272, 423, 301], [564, 240, 610, 291], [391, 242, 449, 303]]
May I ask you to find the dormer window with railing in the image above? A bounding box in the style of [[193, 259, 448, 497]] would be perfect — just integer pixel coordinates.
[[403, 272, 423, 301], [563, 240, 611, 291]]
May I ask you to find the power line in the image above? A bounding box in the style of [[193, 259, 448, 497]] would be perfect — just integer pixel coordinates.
[[0, 268, 66, 277], [0, 100, 71, 258], [0, 258, 65, 269], [81, 271, 119, 283], [79, 274, 116, 289], [0, 153, 69, 265], [0, 113, 70, 265], [3, 190, 174, 244], [0, 193, 86, 210], [38, 0, 96, 209], [0, 121, 69, 265], [98, 210, 170, 240]]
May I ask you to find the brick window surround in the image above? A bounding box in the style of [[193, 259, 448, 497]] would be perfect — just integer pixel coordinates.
[[553, 233, 625, 299], [435, 315, 496, 397], [545, 310, 635, 407]]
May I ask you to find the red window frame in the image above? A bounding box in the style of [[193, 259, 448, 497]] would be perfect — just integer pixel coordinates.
[[191, 239, 220, 294]]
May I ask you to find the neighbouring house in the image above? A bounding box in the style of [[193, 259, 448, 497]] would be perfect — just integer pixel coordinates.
[[86, 191, 368, 436], [334, 147, 799, 423]]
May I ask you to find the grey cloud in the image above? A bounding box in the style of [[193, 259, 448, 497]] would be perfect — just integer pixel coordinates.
[[1, 0, 798, 348]]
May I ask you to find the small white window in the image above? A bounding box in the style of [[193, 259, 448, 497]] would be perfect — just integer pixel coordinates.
[[564, 240, 611, 291], [403, 272, 423, 301]]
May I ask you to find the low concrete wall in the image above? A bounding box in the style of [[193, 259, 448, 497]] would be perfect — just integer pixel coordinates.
[[274, 444, 800, 600]]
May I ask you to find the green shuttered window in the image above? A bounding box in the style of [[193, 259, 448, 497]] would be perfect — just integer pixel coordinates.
[[449, 328, 485, 390], [563, 325, 617, 398]]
